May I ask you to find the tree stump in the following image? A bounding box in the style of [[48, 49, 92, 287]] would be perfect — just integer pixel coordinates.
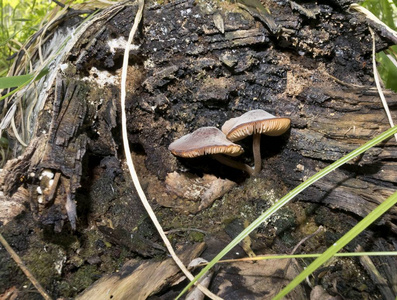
[[0, 0, 396, 299]]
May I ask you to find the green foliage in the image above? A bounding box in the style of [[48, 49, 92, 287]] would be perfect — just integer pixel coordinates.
[[361, 0, 397, 30], [0, 0, 55, 73], [361, 0, 397, 92], [376, 47, 397, 90], [0, 67, 48, 89]]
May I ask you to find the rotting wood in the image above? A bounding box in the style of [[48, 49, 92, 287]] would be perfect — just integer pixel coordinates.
[[0, 0, 396, 298], [76, 243, 206, 300]]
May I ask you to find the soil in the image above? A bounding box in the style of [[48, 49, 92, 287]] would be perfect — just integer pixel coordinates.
[[0, 0, 396, 299]]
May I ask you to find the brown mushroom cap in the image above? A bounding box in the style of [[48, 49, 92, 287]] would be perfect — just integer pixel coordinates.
[[169, 126, 244, 158], [221, 109, 291, 141]]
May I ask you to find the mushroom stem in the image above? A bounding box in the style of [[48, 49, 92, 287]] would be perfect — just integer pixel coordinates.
[[212, 154, 254, 176], [252, 133, 262, 176]]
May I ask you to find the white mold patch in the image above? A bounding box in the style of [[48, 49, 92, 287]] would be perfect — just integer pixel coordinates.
[[82, 67, 118, 88], [107, 36, 140, 54]]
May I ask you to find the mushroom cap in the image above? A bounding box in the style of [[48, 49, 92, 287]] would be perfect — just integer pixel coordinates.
[[221, 109, 291, 141], [169, 127, 244, 158]]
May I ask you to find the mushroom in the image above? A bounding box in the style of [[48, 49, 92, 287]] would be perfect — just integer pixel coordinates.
[[221, 109, 290, 176], [169, 126, 253, 174]]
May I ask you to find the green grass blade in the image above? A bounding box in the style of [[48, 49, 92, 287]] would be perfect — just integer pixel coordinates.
[[0, 67, 48, 89], [273, 190, 397, 300], [0, 73, 34, 89], [176, 125, 397, 299]]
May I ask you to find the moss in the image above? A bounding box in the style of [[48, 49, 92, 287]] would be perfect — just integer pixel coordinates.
[[67, 265, 102, 294], [23, 243, 65, 288], [189, 231, 204, 242], [0, 252, 24, 294], [56, 281, 74, 298], [279, 231, 296, 248], [76, 230, 105, 261], [42, 227, 80, 249], [274, 208, 296, 236], [167, 233, 177, 243]]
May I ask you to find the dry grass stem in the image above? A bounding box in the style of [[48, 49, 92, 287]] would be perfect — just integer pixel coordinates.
[[369, 27, 397, 142]]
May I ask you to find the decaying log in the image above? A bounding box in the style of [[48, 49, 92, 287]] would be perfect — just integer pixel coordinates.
[[0, 0, 396, 299]]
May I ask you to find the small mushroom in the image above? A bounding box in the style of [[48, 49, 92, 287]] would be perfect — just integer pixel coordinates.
[[221, 109, 290, 176], [169, 126, 253, 174]]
